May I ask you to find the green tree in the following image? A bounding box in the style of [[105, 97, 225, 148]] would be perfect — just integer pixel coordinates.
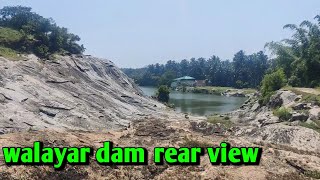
[[259, 69, 287, 105], [266, 15, 320, 87], [159, 71, 176, 86], [157, 85, 170, 103]]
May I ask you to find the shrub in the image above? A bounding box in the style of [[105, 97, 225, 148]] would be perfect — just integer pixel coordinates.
[[157, 85, 170, 103], [34, 45, 49, 58], [273, 107, 292, 121], [0, 27, 23, 45], [0, 46, 20, 59], [259, 69, 286, 105], [258, 91, 274, 106], [304, 170, 320, 179]]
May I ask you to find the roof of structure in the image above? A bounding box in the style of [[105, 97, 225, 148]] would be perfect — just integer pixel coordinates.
[[173, 76, 196, 81]]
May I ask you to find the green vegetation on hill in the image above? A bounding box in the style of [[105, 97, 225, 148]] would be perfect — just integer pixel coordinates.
[[0, 27, 23, 44], [0, 6, 85, 59], [0, 46, 20, 59]]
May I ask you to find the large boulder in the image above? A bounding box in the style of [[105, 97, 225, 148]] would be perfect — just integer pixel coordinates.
[[268, 90, 300, 109], [309, 106, 320, 120]]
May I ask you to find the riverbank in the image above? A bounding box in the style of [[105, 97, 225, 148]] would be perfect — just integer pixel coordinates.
[[177, 86, 256, 97]]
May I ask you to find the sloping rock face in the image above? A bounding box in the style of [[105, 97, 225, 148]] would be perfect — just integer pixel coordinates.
[[230, 89, 320, 154], [0, 55, 166, 134]]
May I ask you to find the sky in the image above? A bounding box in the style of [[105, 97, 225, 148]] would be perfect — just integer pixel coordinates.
[[1, 1, 320, 68]]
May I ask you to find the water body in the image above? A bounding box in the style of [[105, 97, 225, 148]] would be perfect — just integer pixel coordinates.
[[140, 86, 247, 116]]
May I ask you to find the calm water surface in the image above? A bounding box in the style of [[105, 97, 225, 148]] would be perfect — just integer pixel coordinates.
[[139, 86, 247, 116]]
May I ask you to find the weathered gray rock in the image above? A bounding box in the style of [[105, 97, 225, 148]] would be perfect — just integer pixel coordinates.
[[268, 90, 300, 109], [280, 90, 301, 106], [0, 55, 168, 133], [227, 89, 320, 155], [236, 123, 320, 153], [251, 102, 260, 112], [190, 121, 227, 135], [39, 107, 60, 117], [222, 90, 246, 97], [309, 106, 320, 120], [0, 93, 6, 103], [268, 92, 283, 108]]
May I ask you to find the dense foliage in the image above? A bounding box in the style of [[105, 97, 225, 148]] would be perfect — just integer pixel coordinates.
[[257, 15, 320, 104], [266, 16, 320, 88], [123, 51, 269, 88], [0, 6, 84, 58], [259, 69, 287, 105]]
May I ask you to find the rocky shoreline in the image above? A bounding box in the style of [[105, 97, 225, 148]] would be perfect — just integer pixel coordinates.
[[0, 55, 319, 179]]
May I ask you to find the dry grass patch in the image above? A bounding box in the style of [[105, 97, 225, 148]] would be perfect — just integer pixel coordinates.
[[207, 116, 233, 129]]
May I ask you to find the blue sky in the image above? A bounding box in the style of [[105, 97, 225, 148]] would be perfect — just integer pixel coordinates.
[[1, 0, 320, 68]]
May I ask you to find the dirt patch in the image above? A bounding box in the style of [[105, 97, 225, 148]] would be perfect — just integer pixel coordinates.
[[190, 121, 227, 136], [134, 119, 176, 139], [295, 88, 320, 95]]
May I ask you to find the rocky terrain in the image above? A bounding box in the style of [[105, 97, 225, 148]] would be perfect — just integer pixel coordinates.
[[0, 55, 320, 179], [0, 54, 185, 134]]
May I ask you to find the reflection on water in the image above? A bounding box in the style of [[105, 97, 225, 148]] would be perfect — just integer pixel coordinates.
[[139, 86, 247, 116]]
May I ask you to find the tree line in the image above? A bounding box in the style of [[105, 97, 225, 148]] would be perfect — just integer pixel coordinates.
[[123, 15, 320, 90], [0, 6, 85, 58], [123, 50, 269, 89], [257, 15, 320, 104]]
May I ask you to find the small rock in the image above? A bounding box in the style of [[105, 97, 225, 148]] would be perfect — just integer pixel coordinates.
[[0, 94, 6, 103], [309, 107, 320, 120], [290, 112, 309, 122], [292, 103, 311, 110], [39, 107, 59, 117], [251, 103, 260, 112]]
